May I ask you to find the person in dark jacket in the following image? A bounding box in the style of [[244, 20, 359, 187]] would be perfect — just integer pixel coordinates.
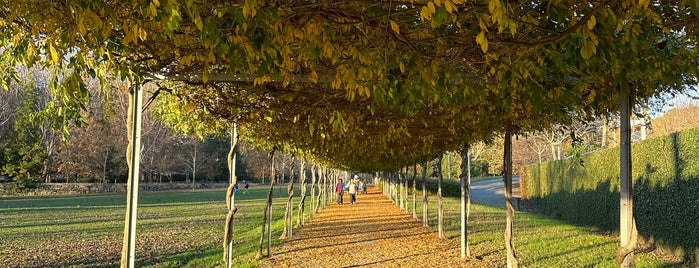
[[336, 179, 344, 204]]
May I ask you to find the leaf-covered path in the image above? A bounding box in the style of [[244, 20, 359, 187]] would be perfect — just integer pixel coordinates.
[[262, 186, 472, 267]]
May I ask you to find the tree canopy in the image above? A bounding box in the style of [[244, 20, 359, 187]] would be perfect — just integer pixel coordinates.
[[1, 0, 698, 171]]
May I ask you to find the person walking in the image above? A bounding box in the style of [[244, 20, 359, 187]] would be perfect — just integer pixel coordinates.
[[243, 180, 249, 194], [349, 176, 358, 204], [356, 180, 363, 195], [336, 179, 344, 204]]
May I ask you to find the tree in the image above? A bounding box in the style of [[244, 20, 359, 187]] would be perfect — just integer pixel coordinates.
[[257, 148, 276, 260], [411, 162, 418, 220], [421, 161, 429, 227], [3, 1, 699, 267], [223, 123, 238, 268], [503, 130, 519, 268], [296, 159, 308, 227], [279, 154, 296, 239], [459, 142, 471, 258], [650, 105, 699, 138], [436, 154, 445, 239], [1, 78, 47, 188], [524, 132, 549, 164]]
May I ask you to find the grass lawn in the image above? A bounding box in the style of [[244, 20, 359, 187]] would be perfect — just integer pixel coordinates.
[[402, 185, 685, 267], [0, 184, 319, 268], [1, 183, 686, 267]]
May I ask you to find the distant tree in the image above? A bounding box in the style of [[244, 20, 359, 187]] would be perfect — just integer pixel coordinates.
[[53, 82, 129, 183], [1, 82, 47, 188], [523, 132, 549, 164], [650, 105, 699, 138]]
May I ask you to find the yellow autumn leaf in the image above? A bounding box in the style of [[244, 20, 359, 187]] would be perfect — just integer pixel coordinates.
[[587, 90, 596, 103], [242, 5, 249, 18], [476, 31, 488, 52], [311, 70, 318, 83], [587, 15, 596, 30], [49, 43, 58, 63], [445, 0, 455, 13], [399, 62, 405, 73], [77, 20, 87, 35], [427, 2, 436, 13], [195, 16, 203, 31], [139, 28, 148, 41], [26, 43, 35, 61], [420, 6, 431, 20], [390, 20, 400, 34]]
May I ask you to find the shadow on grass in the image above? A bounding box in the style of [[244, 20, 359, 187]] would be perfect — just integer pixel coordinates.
[[523, 132, 699, 264]]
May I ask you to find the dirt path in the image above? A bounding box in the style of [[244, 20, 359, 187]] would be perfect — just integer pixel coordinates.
[[262, 187, 472, 267]]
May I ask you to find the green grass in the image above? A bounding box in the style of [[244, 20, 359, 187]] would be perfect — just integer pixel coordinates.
[[0, 184, 322, 268], [394, 184, 685, 267]]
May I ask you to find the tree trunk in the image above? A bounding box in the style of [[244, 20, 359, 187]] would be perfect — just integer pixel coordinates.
[[315, 166, 322, 213], [310, 164, 316, 218], [601, 115, 608, 148], [256, 148, 275, 259], [640, 105, 649, 141], [618, 90, 637, 267], [403, 167, 409, 214], [437, 153, 445, 239], [296, 159, 307, 227], [389, 173, 394, 203], [255, 198, 269, 260], [422, 161, 429, 227], [280, 154, 295, 239], [223, 124, 238, 267], [121, 83, 143, 268], [268, 165, 274, 257], [556, 143, 562, 160], [102, 150, 109, 183], [399, 171, 404, 211], [504, 131, 519, 268], [382, 172, 387, 196], [321, 167, 327, 209], [41, 125, 56, 183], [393, 173, 398, 204], [460, 142, 471, 258], [192, 142, 197, 188], [412, 163, 418, 220]]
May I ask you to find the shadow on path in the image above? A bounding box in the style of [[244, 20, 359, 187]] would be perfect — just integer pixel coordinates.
[[262, 186, 479, 267]]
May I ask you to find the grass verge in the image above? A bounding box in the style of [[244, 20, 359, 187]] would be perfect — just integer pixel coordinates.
[[0, 184, 320, 268]]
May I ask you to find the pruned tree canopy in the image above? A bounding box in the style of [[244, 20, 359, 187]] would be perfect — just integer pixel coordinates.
[[2, 0, 698, 171]]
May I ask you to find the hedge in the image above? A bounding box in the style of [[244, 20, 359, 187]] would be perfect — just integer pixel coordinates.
[[521, 127, 699, 262]]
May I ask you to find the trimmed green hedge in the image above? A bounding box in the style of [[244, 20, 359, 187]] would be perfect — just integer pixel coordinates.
[[521, 128, 699, 262]]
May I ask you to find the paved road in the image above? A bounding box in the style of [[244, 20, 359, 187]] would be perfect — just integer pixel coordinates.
[[469, 176, 519, 209]]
